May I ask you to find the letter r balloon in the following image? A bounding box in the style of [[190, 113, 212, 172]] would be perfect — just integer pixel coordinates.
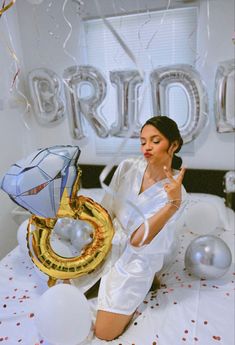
[[63, 65, 109, 140]]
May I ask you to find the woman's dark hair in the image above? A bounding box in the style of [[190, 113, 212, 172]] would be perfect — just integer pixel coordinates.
[[141, 115, 183, 169]]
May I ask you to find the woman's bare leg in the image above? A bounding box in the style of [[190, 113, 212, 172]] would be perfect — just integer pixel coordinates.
[[94, 310, 134, 341], [94, 275, 160, 340]]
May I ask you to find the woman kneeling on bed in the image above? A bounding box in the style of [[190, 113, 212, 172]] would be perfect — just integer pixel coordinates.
[[95, 115, 187, 340]]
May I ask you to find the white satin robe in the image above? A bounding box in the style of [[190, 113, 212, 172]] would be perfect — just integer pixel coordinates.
[[97, 156, 187, 315]]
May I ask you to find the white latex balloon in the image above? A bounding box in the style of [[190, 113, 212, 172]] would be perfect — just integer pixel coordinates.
[[17, 219, 30, 253], [184, 202, 219, 234], [35, 284, 91, 345], [17, 220, 48, 281]]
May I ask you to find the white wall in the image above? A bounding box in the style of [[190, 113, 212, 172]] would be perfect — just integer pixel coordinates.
[[188, 0, 235, 170], [0, 0, 234, 258], [0, 0, 84, 258]]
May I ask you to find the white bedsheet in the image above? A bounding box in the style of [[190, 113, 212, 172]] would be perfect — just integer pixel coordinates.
[[0, 208, 234, 345]]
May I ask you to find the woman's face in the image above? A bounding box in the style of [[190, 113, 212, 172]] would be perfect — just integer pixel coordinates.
[[140, 124, 177, 166]]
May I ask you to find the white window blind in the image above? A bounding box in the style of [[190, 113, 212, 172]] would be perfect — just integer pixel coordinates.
[[83, 7, 198, 154]]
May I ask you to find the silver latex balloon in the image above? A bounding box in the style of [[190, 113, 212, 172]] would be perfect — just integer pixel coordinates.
[[70, 219, 93, 253], [28, 68, 65, 126], [54, 217, 75, 240], [184, 235, 232, 280], [110, 70, 143, 138], [150, 64, 208, 144], [214, 59, 235, 133], [63, 65, 109, 140]]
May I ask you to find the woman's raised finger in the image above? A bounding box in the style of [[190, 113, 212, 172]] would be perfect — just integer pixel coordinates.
[[163, 166, 175, 182], [176, 167, 186, 183]]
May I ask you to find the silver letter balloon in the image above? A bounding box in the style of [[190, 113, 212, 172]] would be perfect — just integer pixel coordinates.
[[150, 64, 208, 143], [214, 59, 235, 133], [63, 65, 109, 140], [184, 235, 232, 280], [28, 68, 65, 126]]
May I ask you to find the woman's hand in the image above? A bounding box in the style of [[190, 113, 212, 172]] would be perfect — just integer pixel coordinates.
[[131, 166, 186, 247], [163, 166, 186, 208]]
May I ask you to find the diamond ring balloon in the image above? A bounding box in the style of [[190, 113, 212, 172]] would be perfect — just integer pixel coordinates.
[[1, 145, 114, 286]]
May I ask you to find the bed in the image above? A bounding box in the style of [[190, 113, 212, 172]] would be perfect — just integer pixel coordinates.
[[0, 166, 234, 345]]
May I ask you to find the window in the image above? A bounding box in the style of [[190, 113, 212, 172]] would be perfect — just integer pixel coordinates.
[[83, 7, 198, 154]]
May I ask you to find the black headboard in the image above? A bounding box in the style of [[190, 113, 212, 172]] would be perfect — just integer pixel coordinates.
[[79, 165, 235, 210]]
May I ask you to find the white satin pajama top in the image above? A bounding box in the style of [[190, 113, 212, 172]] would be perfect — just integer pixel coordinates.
[[97, 156, 187, 315]]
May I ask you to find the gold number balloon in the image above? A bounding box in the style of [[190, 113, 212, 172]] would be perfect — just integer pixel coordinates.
[[27, 170, 114, 287]]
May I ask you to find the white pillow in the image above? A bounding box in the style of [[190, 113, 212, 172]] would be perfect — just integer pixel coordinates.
[[77, 188, 105, 204], [187, 193, 229, 231]]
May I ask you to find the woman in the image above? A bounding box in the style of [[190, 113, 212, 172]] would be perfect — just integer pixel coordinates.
[[94, 115, 187, 340]]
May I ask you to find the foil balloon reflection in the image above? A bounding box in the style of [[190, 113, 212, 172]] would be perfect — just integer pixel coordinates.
[[150, 64, 208, 143], [214, 59, 235, 133], [110, 70, 143, 138], [1, 146, 114, 286], [63, 65, 109, 140], [28, 68, 65, 127], [184, 235, 232, 280]]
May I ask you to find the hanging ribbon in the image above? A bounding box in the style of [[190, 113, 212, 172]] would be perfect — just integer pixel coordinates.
[[0, 14, 31, 128], [0, 0, 16, 17]]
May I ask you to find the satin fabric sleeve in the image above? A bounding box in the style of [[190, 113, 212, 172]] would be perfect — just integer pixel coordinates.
[[127, 185, 188, 255], [100, 158, 136, 219]]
